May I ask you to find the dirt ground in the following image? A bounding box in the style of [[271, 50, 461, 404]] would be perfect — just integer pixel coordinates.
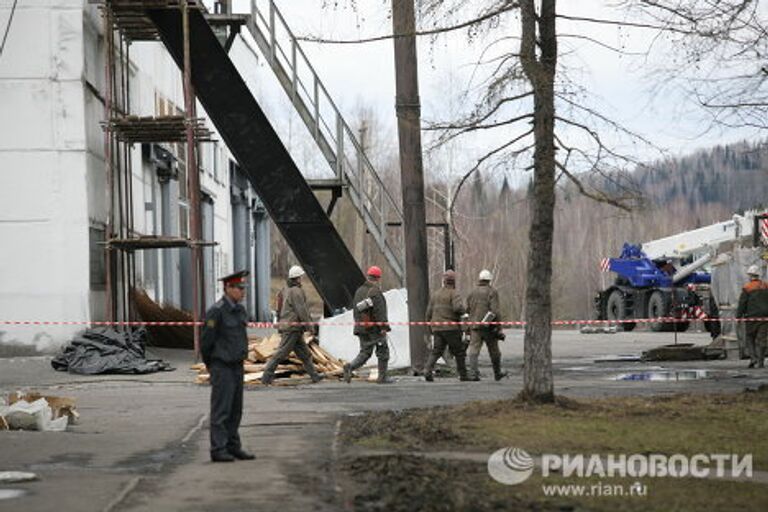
[[1, 327, 767, 511], [337, 390, 768, 511]]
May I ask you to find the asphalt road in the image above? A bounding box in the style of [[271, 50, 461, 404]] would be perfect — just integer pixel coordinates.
[[1, 329, 766, 511]]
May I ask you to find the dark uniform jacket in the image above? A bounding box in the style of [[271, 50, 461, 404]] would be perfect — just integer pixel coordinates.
[[467, 282, 500, 330], [425, 286, 465, 332], [201, 296, 248, 366], [352, 281, 390, 336], [278, 281, 312, 333], [737, 279, 768, 318]]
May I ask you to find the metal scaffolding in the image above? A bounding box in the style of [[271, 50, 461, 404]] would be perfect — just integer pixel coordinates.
[[101, 0, 209, 355]]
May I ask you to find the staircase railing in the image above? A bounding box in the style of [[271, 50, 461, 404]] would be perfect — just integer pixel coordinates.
[[246, 0, 404, 281]]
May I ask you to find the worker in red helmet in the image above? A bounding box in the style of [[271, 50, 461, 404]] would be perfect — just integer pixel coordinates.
[[344, 266, 393, 384]]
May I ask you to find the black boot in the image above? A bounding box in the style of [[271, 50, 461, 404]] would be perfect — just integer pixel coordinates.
[[456, 356, 470, 381], [492, 359, 508, 381], [343, 363, 353, 383], [377, 360, 394, 384], [229, 448, 256, 460], [211, 451, 235, 463], [424, 352, 438, 382], [468, 353, 481, 381]]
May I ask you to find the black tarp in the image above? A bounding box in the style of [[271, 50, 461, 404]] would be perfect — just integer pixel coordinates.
[[51, 328, 173, 375]]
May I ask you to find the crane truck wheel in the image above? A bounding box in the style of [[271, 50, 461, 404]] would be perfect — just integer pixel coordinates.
[[605, 289, 634, 331], [648, 291, 674, 332]]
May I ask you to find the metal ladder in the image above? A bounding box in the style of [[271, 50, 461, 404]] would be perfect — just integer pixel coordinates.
[[245, 0, 404, 281]]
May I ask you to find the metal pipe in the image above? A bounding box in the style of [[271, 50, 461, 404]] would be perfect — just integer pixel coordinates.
[[182, 0, 203, 358], [103, 11, 115, 324], [672, 253, 713, 284], [125, 41, 136, 321]]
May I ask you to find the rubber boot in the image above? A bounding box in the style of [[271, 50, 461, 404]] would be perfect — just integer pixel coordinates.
[[758, 346, 766, 369], [468, 353, 480, 381], [343, 363, 353, 384], [456, 356, 470, 381], [424, 352, 438, 382], [377, 359, 394, 384], [492, 358, 508, 381]]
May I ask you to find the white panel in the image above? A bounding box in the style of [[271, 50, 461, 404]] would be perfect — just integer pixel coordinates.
[[0, 151, 54, 220], [0, 8, 52, 79], [53, 80, 86, 150], [0, 81, 55, 150], [51, 7, 83, 81]]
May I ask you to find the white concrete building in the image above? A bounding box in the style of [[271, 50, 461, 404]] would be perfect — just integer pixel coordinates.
[[0, 0, 270, 352]]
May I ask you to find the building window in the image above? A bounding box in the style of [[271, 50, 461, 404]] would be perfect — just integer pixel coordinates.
[[213, 143, 220, 182], [90, 225, 107, 290]]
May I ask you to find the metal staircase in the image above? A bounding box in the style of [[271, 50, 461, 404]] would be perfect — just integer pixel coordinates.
[[246, 0, 405, 281]]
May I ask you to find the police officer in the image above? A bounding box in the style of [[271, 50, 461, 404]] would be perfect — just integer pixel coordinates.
[[466, 269, 507, 381], [261, 266, 322, 385], [201, 270, 256, 462], [737, 264, 768, 368], [424, 270, 469, 381], [343, 266, 392, 384]]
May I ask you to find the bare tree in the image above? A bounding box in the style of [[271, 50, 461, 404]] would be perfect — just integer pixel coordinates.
[[619, 0, 768, 130], [416, 0, 647, 402]]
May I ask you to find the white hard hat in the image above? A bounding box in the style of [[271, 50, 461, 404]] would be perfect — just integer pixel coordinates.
[[747, 264, 761, 276], [479, 269, 493, 281], [288, 265, 305, 279]]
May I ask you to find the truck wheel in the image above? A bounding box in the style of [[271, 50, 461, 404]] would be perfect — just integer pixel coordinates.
[[605, 289, 633, 331], [648, 291, 674, 332]]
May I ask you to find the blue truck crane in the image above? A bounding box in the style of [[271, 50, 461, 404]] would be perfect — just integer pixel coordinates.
[[595, 243, 711, 331]]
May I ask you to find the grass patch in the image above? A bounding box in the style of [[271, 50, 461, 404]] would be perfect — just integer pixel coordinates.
[[342, 390, 768, 470], [340, 455, 768, 512], [338, 389, 768, 511]]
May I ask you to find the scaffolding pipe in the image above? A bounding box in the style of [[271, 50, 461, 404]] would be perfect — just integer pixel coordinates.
[[103, 11, 115, 323], [182, 0, 203, 357]]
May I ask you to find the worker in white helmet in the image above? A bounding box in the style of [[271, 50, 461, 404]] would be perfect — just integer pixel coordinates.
[[737, 264, 768, 368], [261, 265, 323, 384], [466, 269, 507, 381]]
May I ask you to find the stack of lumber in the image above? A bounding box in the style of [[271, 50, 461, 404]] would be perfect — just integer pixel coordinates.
[[192, 332, 345, 386]]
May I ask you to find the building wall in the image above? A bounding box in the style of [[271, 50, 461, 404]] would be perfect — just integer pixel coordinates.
[[0, 1, 90, 351], [0, 1, 269, 351]]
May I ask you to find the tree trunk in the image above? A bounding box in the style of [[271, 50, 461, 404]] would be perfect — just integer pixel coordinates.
[[519, 0, 557, 402]]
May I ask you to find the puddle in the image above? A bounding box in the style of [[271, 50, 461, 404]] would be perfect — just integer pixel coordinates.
[[0, 489, 28, 500], [563, 366, 664, 372], [611, 370, 733, 382], [594, 355, 642, 363]]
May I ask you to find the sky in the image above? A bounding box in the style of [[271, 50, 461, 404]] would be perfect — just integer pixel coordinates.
[[218, 0, 763, 184]]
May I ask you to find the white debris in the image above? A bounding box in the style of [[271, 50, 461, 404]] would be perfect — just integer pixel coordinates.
[[0, 472, 38, 483], [318, 288, 411, 369], [0, 398, 69, 432]]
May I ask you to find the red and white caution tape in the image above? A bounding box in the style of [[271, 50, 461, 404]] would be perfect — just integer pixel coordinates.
[[1, 317, 767, 328]]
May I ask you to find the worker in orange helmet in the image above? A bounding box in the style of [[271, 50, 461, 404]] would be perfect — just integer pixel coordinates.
[[737, 264, 768, 368], [344, 266, 393, 384]]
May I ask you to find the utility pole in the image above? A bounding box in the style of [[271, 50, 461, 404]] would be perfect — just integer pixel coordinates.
[[391, 0, 429, 373]]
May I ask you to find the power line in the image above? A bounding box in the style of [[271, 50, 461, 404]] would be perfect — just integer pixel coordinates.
[[0, 0, 19, 61]]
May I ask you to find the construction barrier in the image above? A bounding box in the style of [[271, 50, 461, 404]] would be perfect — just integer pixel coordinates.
[[0, 318, 766, 328]]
